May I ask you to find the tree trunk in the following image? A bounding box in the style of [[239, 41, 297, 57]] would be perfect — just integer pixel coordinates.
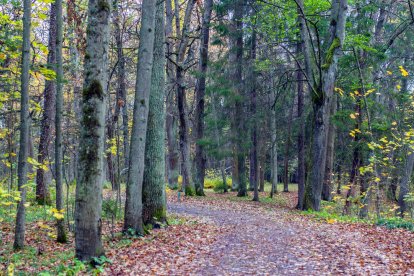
[[343, 100, 362, 216], [322, 95, 337, 201], [36, 2, 56, 205], [270, 108, 278, 198], [14, 0, 31, 251], [113, 0, 129, 176], [194, 0, 213, 196], [296, 0, 311, 209], [229, 0, 247, 197], [249, 30, 259, 201], [142, 0, 167, 226], [124, 0, 156, 235], [398, 151, 414, 217], [75, 0, 111, 261], [165, 0, 179, 190], [304, 0, 347, 211], [176, 0, 196, 195], [55, 0, 67, 243], [283, 99, 294, 193]]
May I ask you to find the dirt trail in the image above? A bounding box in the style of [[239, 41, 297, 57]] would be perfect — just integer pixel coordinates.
[[168, 196, 413, 275]]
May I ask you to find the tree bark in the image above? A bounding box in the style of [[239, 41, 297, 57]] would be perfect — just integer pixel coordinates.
[[75, 0, 111, 261], [270, 108, 278, 198], [283, 99, 294, 193], [165, 0, 179, 190], [194, 0, 213, 196], [55, 0, 67, 243], [176, 0, 197, 195], [249, 30, 259, 201], [123, 0, 156, 235], [398, 151, 414, 217], [14, 0, 31, 251], [304, 0, 347, 211], [229, 0, 247, 197], [322, 95, 337, 201], [142, 0, 167, 226], [36, 2, 57, 205]]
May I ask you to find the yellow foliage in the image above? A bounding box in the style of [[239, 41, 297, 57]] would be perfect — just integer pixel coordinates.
[[399, 65, 409, 77]]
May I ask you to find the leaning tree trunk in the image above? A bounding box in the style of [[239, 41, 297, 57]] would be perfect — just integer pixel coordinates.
[[142, 0, 167, 226], [123, 0, 156, 235], [55, 0, 67, 243], [36, 2, 57, 205], [74, 0, 111, 261], [14, 0, 31, 251], [194, 0, 213, 196], [304, 0, 347, 211]]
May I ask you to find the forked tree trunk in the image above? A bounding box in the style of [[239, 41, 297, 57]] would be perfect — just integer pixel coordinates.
[[14, 0, 31, 251], [304, 0, 347, 211], [143, 0, 167, 226], [124, 0, 156, 235], [75, 0, 111, 261]]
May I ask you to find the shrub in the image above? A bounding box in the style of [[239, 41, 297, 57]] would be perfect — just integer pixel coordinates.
[[377, 217, 414, 231]]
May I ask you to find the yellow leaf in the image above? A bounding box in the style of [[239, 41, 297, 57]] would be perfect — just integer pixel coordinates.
[[399, 65, 409, 77], [326, 218, 336, 224], [387, 70, 393, 75]]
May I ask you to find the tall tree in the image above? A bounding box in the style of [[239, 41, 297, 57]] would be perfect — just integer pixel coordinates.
[[14, 0, 32, 250], [165, 0, 179, 190], [123, 0, 156, 235], [36, 3, 56, 205], [304, 0, 348, 211], [74, 0, 111, 261], [55, 0, 67, 243], [177, 0, 197, 195], [229, 0, 247, 197], [142, 0, 167, 226], [194, 0, 214, 196]]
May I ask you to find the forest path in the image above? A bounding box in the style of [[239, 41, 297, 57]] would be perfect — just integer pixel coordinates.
[[168, 193, 413, 275]]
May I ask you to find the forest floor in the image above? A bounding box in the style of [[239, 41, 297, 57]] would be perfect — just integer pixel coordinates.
[[164, 191, 414, 275], [2, 190, 414, 275]]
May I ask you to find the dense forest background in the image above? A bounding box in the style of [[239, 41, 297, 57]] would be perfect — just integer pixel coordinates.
[[2, 0, 414, 273]]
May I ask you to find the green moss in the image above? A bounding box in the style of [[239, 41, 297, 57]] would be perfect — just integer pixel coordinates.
[[83, 80, 104, 101], [321, 37, 341, 70]]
